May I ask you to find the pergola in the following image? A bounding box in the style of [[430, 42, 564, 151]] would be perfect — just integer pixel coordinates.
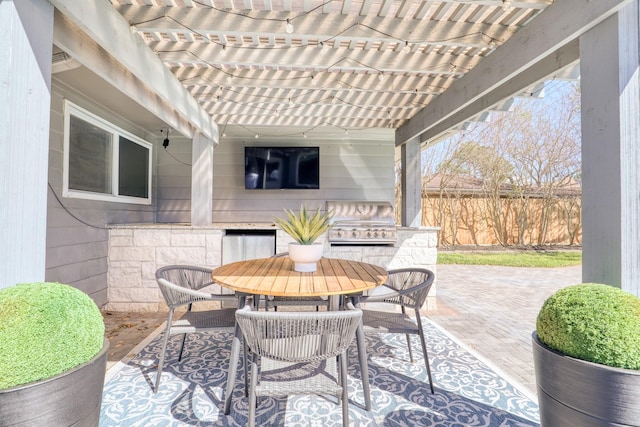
[[2, 0, 639, 295]]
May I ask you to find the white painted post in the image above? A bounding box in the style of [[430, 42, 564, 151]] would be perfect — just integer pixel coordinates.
[[401, 138, 422, 227], [0, 0, 53, 288], [191, 132, 214, 226], [580, 1, 640, 295]]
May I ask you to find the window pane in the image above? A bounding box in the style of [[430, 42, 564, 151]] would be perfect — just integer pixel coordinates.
[[118, 136, 149, 198], [68, 115, 112, 194]]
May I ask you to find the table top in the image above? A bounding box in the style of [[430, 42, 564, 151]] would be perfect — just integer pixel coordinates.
[[211, 256, 387, 297]]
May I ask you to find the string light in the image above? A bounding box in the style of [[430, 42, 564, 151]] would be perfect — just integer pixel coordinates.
[[133, 3, 506, 137], [285, 19, 294, 34], [254, 133, 259, 139], [134, 13, 497, 55]]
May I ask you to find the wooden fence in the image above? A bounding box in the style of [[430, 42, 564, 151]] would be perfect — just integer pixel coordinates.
[[421, 194, 582, 246]]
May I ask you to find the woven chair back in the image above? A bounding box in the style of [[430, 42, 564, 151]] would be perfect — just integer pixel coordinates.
[[236, 307, 362, 364], [381, 268, 435, 310]]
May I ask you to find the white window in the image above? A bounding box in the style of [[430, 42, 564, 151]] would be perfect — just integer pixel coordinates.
[[63, 100, 152, 204]]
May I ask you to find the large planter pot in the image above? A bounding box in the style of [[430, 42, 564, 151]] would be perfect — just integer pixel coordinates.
[[532, 332, 640, 427], [288, 242, 324, 272], [0, 338, 109, 427]]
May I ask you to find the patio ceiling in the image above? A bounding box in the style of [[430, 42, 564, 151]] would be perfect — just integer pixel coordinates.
[[107, 0, 555, 139]]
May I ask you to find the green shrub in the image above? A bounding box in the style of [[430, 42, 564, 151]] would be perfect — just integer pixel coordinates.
[[537, 283, 640, 370], [0, 282, 105, 389]]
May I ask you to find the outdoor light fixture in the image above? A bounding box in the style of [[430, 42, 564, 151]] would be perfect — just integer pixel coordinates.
[[162, 128, 170, 148]]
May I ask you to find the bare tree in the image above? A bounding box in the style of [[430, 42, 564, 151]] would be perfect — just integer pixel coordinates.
[[421, 81, 581, 246]]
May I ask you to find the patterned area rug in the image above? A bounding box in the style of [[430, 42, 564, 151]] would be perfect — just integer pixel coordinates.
[[100, 318, 540, 426]]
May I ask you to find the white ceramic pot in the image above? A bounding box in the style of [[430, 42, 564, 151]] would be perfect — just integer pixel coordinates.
[[288, 242, 323, 272]]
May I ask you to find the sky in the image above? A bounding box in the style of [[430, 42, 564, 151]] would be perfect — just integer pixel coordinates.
[[421, 79, 580, 175]]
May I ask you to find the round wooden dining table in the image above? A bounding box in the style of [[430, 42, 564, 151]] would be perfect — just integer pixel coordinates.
[[212, 256, 388, 415], [211, 256, 387, 299]]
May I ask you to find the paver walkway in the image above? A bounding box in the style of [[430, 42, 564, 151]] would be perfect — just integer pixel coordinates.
[[427, 264, 582, 394]]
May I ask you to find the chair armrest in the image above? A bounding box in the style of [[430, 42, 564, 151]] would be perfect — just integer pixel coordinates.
[[360, 279, 432, 303], [359, 284, 401, 302], [158, 278, 222, 301]]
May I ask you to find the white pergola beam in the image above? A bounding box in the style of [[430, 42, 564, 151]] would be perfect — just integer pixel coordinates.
[[0, 0, 53, 288], [53, 12, 199, 140], [396, 0, 632, 146], [418, 40, 580, 144], [581, 1, 640, 294], [49, 0, 217, 141]]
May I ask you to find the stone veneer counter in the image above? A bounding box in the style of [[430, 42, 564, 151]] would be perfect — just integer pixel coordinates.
[[106, 223, 438, 312]]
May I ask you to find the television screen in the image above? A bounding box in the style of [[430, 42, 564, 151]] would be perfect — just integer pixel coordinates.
[[244, 146, 319, 189]]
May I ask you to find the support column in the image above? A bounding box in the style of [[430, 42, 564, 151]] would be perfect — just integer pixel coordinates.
[[580, 1, 640, 294], [191, 132, 214, 225], [0, 0, 53, 288], [401, 138, 422, 227]]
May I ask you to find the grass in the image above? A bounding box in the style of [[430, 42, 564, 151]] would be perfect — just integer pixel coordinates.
[[437, 250, 582, 268]]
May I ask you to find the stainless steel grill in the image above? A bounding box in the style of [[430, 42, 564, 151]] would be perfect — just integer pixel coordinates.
[[326, 201, 397, 245]]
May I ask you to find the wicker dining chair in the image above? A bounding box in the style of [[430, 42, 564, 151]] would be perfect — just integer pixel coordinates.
[[235, 303, 363, 427], [356, 267, 436, 394], [265, 252, 329, 311], [154, 265, 238, 393]]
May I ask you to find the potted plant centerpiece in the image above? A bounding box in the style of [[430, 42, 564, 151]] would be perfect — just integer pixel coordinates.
[[532, 283, 640, 427], [0, 282, 109, 426], [274, 206, 333, 272]]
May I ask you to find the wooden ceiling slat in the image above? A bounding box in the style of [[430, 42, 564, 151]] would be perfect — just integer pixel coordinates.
[[110, 0, 552, 128]]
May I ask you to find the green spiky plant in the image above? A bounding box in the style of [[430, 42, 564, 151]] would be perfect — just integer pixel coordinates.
[[274, 206, 333, 244], [536, 283, 640, 370], [0, 282, 105, 390]]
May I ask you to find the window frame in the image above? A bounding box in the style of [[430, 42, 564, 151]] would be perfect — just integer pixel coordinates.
[[63, 100, 153, 205]]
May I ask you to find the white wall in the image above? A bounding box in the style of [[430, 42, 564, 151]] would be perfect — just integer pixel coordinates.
[[155, 130, 396, 223], [212, 131, 396, 223]]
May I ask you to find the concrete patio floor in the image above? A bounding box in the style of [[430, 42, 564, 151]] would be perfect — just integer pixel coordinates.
[[102, 263, 582, 395]]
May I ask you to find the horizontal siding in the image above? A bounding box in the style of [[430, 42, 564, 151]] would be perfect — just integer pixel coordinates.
[[154, 132, 397, 224], [46, 82, 158, 306], [211, 135, 396, 223], [156, 138, 192, 222]]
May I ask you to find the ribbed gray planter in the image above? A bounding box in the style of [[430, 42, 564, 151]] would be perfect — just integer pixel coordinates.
[[532, 332, 640, 427], [0, 338, 109, 427]]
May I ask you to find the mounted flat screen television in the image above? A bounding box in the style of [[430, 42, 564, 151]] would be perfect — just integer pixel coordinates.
[[244, 146, 320, 189]]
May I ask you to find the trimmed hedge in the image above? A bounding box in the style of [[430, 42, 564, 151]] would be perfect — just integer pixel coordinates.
[[0, 282, 105, 389], [537, 283, 640, 370]]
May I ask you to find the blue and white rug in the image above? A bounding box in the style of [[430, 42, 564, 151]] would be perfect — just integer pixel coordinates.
[[100, 318, 540, 426]]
